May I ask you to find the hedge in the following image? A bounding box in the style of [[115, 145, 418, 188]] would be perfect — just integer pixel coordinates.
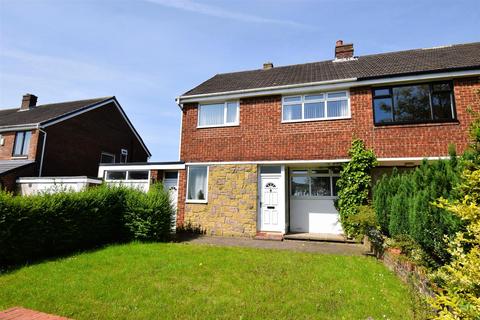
[[0, 184, 174, 267], [373, 160, 462, 266]]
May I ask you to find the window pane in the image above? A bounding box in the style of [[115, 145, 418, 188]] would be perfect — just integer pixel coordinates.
[[226, 102, 238, 123], [393, 85, 431, 122], [165, 171, 178, 179], [304, 102, 325, 119], [327, 100, 348, 117], [13, 132, 24, 155], [374, 98, 393, 123], [128, 171, 149, 180], [311, 169, 329, 174], [283, 96, 301, 103], [199, 104, 224, 126], [187, 166, 208, 200], [305, 94, 324, 101], [106, 171, 126, 180], [327, 92, 347, 99], [291, 169, 308, 175], [21, 131, 31, 155], [291, 176, 309, 196], [311, 177, 331, 196], [100, 153, 115, 163], [260, 166, 281, 174], [283, 104, 302, 121], [432, 92, 453, 120], [373, 88, 390, 97], [432, 83, 451, 92], [332, 176, 341, 196]]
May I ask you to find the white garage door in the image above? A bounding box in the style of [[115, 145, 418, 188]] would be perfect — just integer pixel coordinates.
[[289, 168, 343, 235]]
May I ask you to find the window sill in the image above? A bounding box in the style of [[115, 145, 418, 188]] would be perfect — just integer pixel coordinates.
[[282, 116, 351, 124], [291, 196, 339, 200], [197, 123, 239, 129], [374, 121, 459, 129], [186, 200, 208, 204], [11, 156, 28, 159]]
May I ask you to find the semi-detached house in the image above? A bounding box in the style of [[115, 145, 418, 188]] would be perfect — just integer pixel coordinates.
[[173, 41, 480, 239]]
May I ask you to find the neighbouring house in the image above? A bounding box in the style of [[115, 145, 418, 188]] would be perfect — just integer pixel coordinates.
[[0, 95, 151, 192], [174, 41, 480, 239]]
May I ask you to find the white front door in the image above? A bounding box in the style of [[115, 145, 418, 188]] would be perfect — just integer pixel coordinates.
[[259, 176, 282, 232]]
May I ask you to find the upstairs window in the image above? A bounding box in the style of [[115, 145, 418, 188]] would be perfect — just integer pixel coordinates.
[[120, 149, 128, 163], [13, 131, 32, 157], [198, 101, 239, 127], [373, 81, 455, 125], [100, 152, 115, 164], [282, 91, 350, 122]]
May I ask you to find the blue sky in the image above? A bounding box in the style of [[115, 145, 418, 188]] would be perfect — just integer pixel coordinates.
[[1, 0, 479, 161]]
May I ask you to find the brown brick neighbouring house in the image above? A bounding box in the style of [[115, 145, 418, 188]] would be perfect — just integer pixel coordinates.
[[0, 96, 151, 192], [175, 41, 480, 238]]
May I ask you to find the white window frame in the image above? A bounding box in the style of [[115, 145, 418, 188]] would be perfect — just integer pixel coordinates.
[[185, 165, 209, 204], [100, 152, 116, 164], [104, 170, 150, 181], [290, 168, 340, 200], [282, 91, 350, 123], [197, 101, 240, 128]]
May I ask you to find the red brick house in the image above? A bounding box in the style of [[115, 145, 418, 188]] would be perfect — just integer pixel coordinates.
[[0, 95, 151, 191], [175, 41, 480, 238]]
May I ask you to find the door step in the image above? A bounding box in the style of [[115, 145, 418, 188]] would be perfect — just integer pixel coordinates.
[[284, 232, 355, 243], [255, 232, 284, 241]]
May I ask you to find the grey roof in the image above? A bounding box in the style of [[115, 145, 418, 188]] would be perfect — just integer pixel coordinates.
[[183, 42, 480, 96], [0, 97, 112, 127], [0, 160, 35, 175]]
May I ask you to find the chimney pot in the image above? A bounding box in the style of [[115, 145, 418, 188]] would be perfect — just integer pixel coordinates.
[[21, 94, 38, 111], [263, 62, 274, 70], [334, 40, 354, 59]]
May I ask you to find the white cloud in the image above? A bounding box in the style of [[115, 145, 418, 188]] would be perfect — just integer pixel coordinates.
[[144, 0, 312, 29]]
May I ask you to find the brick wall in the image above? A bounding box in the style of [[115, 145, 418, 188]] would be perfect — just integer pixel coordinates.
[[0, 129, 40, 161], [41, 102, 149, 177], [182, 165, 257, 236], [180, 77, 480, 162]]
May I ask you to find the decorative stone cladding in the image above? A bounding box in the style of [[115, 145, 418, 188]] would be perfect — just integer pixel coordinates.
[[183, 164, 257, 237]]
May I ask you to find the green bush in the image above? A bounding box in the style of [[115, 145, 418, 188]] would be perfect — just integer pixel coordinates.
[[373, 159, 462, 266], [345, 205, 378, 240], [336, 139, 378, 237], [0, 184, 173, 267], [124, 184, 174, 241]]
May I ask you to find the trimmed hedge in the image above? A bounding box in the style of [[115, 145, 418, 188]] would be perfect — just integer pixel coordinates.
[[0, 184, 174, 267], [373, 160, 462, 266]]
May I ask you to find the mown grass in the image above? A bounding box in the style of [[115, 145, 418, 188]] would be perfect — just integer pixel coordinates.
[[0, 242, 416, 319]]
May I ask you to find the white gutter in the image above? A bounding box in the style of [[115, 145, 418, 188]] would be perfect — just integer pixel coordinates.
[[38, 128, 47, 177], [0, 123, 39, 132], [178, 69, 480, 104]]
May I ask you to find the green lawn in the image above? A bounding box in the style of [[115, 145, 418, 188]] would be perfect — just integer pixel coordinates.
[[0, 242, 416, 319]]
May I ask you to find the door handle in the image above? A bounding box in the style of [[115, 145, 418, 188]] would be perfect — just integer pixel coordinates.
[[267, 206, 275, 209]]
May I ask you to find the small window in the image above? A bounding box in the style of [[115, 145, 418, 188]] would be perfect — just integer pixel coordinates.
[[372, 81, 455, 125], [120, 149, 128, 163], [100, 152, 115, 164], [165, 171, 178, 179], [187, 166, 208, 202], [290, 168, 340, 198], [128, 171, 149, 180], [198, 101, 239, 127], [260, 166, 281, 174], [106, 171, 126, 180], [282, 91, 349, 122], [12, 131, 31, 156]]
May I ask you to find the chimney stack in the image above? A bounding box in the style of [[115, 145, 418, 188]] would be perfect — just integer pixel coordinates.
[[21, 94, 37, 111], [263, 62, 274, 70], [334, 40, 354, 59]]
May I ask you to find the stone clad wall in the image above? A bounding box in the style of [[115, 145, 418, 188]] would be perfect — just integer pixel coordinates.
[[184, 164, 257, 237]]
